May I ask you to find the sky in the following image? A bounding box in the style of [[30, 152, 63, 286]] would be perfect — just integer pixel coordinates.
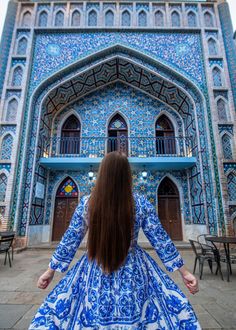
[[0, 0, 235, 40]]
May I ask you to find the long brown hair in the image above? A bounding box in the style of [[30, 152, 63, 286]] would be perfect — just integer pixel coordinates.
[[88, 151, 134, 273]]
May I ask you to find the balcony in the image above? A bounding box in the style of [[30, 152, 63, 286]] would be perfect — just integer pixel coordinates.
[[39, 136, 196, 170]]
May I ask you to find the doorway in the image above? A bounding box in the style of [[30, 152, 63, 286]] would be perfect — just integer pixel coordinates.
[[158, 177, 182, 240], [52, 177, 78, 241]]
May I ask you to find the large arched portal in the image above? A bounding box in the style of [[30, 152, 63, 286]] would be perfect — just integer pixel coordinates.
[[158, 177, 182, 240], [13, 46, 218, 239]]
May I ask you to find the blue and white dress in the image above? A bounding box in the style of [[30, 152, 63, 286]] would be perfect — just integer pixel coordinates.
[[29, 194, 201, 330]]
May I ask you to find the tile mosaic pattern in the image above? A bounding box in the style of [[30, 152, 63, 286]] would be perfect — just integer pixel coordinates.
[[0, 1, 17, 97], [10, 40, 220, 237], [218, 2, 236, 110], [0, 164, 11, 172], [31, 32, 205, 90], [0, 134, 13, 160]]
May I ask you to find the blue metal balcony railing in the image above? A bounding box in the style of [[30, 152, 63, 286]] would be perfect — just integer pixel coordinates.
[[42, 136, 193, 158]]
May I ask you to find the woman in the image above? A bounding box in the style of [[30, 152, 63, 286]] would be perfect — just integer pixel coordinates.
[[29, 151, 200, 329]]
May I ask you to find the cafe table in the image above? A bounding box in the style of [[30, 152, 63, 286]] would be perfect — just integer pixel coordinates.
[[205, 236, 236, 282]]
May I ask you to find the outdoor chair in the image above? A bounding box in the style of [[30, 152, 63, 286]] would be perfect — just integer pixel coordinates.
[[198, 234, 236, 276], [0, 232, 15, 261], [0, 236, 14, 267], [189, 239, 223, 280]]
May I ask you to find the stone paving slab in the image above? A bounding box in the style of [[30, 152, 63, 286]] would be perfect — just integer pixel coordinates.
[[0, 249, 236, 329]]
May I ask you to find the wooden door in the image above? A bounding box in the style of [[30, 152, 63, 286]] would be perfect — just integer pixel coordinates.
[[52, 197, 78, 241], [158, 197, 182, 240], [158, 177, 182, 240]]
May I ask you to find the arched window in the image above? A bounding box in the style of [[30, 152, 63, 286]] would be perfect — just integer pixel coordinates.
[[108, 114, 128, 155], [56, 177, 78, 198], [138, 10, 147, 27], [88, 10, 97, 26], [204, 11, 214, 27], [217, 98, 227, 121], [105, 10, 114, 27], [208, 38, 218, 56], [227, 173, 236, 201], [0, 173, 7, 202], [22, 11, 31, 27], [0, 134, 13, 160], [6, 98, 18, 122], [38, 10, 48, 27], [60, 115, 81, 155], [212, 67, 222, 87], [17, 37, 27, 55], [72, 10, 81, 26], [156, 115, 176, 154], [154, 10, 164, 27], [11, 66, 23, 87], [171, 11, 181, 27], [187, 11, 197, 27], [55, 10, 64, 27], [222, 134, 233, 159], [122, 10, 131, 26]]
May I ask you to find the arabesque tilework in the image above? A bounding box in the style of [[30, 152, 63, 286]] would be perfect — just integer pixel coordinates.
[[0, 1, 235, 242]]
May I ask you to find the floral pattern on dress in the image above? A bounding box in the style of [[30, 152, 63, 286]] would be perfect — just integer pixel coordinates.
[[29, 194, 201, 330]]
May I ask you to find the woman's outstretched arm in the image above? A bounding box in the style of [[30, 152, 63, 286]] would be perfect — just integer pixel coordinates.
[[141, 195, 198, 294], [37, 195, 89, 289]]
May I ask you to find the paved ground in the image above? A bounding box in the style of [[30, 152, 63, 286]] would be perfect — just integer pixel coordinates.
[[0, 249, 236, 330]]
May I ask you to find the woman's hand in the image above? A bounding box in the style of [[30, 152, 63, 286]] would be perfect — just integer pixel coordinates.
[[178, 266, 199, 295], [37, 268, 55, 289]]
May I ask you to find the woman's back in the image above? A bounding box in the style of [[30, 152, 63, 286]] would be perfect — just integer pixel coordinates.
[[29, 152, 200, 329]]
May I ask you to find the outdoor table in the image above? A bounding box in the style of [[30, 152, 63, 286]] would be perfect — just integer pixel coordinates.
[[205, 236, 236, 282]]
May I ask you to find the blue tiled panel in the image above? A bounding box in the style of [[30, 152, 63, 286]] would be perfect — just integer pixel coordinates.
[[218, 2, 236, 111], [0, 1, 17, 97], [32, 31, 206, 90]]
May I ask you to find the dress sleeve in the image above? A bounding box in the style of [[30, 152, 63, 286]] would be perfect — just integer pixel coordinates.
[[141, 196, 184, 272], [49, 195, 89, 273]]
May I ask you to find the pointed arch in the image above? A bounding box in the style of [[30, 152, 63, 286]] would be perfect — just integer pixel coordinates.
[[208, 37, 218, 56], [155, 114, 176, 155], [154, 10, 164, 27], [227, 172, 236, 202], [107, 113, 128, 155], [5, 97, 18, 122], [187, 10, 197, 27], [54, 10, 65, 27], [11, 65, 23, 87], [212, 66, 223, 87], [216, 97, 228, 121], [0, 172, 8, 202], [0, 134, 13, 160], [121, 10, 131, 26], [71, 9, 81, 26], [38, 10, 48, 27], [60, 114, 81, 155], [105, 9, 114, 27], [88, 9, 98, 26], [17, 36, 28, 55], [157, 176, 183, 240], [21, 10, 31, 27], [138, 10, 147, 27], [222, 133, 233, 160], [171, 10, 181, 27], [204, 11, 214, 27]]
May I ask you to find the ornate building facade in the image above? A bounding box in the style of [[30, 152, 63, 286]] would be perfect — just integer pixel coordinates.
[[0, 0, 236, 246]]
